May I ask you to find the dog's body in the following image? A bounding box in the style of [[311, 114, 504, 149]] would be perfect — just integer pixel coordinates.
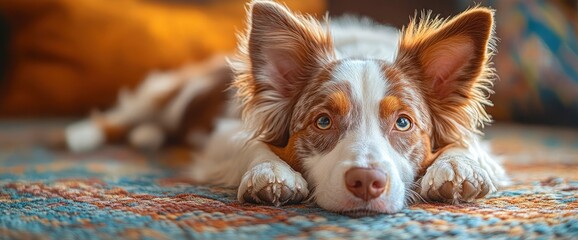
[[65, 1, 507, 215]]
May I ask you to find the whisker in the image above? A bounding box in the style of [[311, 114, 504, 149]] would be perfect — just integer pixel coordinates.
[[405, 188, 427, 204]]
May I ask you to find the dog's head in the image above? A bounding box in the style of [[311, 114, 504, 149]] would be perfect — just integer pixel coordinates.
[[233, 1, 495, 214]]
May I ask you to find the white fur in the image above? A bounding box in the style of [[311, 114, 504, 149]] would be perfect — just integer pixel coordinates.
[[300, 60, 411, 213], [329, 17, 399, 61], [128, 123, 165, 150], [65, 120, 105, 152]]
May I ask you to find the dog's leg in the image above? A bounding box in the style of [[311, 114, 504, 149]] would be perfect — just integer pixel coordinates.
[[65, 55, 231, 152], [419, 137, 507, 204], [236, 145, 309, 206], [65, 71, 181, 152], [191, 120, 309, 207], [128, 122, 166, 151]]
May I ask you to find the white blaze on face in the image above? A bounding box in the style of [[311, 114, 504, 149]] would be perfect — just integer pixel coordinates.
[[302, 60, 411, 213]]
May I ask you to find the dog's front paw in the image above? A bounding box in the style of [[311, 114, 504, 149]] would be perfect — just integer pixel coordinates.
[[420, 153, 496, 204], [238, 161, 309, 206]]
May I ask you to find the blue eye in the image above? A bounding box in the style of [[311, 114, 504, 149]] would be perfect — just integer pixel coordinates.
[[316, 115, 332, 130], [395, 116, 412, 131]]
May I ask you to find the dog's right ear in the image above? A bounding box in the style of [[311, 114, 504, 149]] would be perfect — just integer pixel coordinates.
[[394, 8, 496, 148], [233, 1, 334, 145]]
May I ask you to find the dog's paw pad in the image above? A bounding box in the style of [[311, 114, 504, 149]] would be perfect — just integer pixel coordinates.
[[421, 156, 495, 204], [238, 162, 308, 206]]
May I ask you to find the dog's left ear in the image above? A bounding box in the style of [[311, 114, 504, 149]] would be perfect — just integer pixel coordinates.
[[395, 7, 495, 148], [233, 1, 334, 146]]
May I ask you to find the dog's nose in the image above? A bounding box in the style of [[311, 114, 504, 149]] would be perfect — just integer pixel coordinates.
[[345, 167, 387, 201]]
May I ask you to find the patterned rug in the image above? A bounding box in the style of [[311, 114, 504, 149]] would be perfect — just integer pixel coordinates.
[[1, 121, 577, 239]]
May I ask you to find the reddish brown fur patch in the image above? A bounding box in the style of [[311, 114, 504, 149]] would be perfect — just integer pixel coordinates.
[[269, 124, 343, 175], [383, 65, 403, 81], [93, 113, 127, 143], [268, 132, 305, 173], [416, 132, 436, 175], [419, 137, 457, 175], [328, 91, 350, 116], [380, 96, 402, 119]]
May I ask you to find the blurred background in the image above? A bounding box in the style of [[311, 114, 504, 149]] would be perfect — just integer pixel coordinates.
[[0, 0, 576, 127], [1, 2, 577, 238]]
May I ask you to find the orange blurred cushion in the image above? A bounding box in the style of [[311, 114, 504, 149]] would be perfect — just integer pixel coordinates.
[[0, 0, 326, 117]]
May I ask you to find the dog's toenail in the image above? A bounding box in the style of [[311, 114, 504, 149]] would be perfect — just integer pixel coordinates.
[[461, 180, 477, 199], [257, 187, 275, 203], [292, 192, 304, 203], [477, 184, 490, 198], [279, 185, 293, 203], [439, 181, 455, 199], [243, 191, 255, 203], [427, 187, 443, 200]]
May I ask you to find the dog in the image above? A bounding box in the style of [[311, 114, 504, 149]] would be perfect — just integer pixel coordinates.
[[64, 0, 508, 215]]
